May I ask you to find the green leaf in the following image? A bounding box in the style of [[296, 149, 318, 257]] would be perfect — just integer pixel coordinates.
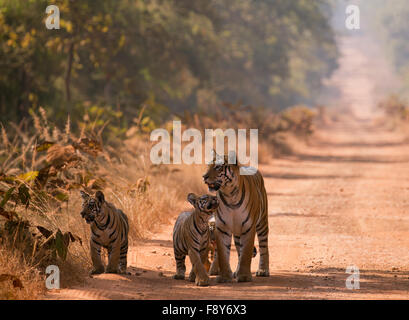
[[0, 187, 15, 208], [53, 191, 69, 202], [18, 184, 30, 208], [55, 230, 68, 261], [36, 141, 55, 152], [0, 173, 15, 184], [17, 171, 39, 182], [34, 166, 50, 190], [36, 226, 53, 239]]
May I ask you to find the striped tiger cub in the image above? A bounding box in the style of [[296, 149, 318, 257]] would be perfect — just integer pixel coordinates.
[[203, 151, 269, 283], [172, 193, 219, 286], [80, 191, 129, 275]]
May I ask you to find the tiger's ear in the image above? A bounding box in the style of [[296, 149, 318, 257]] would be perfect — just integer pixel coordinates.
[[187, 193, 197, 207], [80, 190, 90, 200], [95, 191, 105, 204]]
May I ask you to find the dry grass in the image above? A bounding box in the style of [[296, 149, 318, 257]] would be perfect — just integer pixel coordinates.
[[0, 245, 44, 300], [0, 105, 316, 299], [375, 95, 409, 134]]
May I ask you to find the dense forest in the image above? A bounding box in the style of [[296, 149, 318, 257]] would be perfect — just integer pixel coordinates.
[[0, 0, 339, 128]]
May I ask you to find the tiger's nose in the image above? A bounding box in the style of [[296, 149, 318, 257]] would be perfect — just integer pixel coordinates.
[[202, 173, 209, 181]]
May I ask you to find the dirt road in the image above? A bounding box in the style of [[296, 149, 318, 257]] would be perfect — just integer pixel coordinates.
[[46, 36, 409, 299], [45, 116, 409, 300]]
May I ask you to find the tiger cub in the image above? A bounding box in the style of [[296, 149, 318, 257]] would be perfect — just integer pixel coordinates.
[[172, 193, 219, 286], [80, 190, 129, 275]]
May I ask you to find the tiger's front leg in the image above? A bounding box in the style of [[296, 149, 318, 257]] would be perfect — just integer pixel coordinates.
[[233, 235, 242, 278], [188, 249, 209, 286], [236, 228, 256, 282], [215, 227, 233, 283], [118, 240, 128, 274], [90, 239, 105, 275], [106, 241, 121, 274], [256, 214, 270, 277], [173, 254, 187, 280], [189, 247, 211, 282]]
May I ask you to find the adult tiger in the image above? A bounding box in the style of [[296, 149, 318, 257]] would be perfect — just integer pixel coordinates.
[[172, 193, 219, 286], [80, 190, 129, 275], [203, 152, 269, 282]]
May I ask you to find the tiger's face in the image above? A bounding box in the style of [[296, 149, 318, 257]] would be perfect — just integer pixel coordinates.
[[80, 191, 105, 224], [188, 193, 219, 215], [203, 155, 238, 192]]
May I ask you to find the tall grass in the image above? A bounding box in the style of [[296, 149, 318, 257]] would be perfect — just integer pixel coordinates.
[[0, 246, 44, 299]]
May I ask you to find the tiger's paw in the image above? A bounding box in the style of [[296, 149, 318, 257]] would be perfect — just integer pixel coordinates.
[[209, 259, 219, 275], [188, 272, 196, 282], [209, 266, 219, 275], [216, 274, 233, 283], [172, 274, 185, 280], [256, 269, 270, 277], [105, 268, 119, 274], [237, 273, 252, 282], [195, 277, 210, 287], [90, 267, 104, 275]]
